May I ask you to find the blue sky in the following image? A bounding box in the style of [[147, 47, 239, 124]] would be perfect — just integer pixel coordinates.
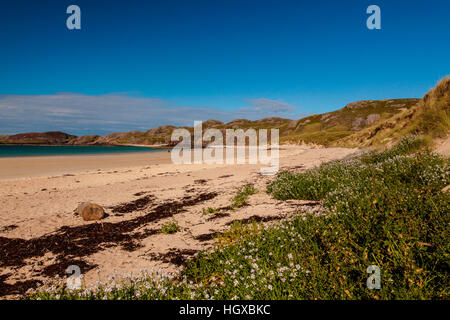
[[0, 0, 449, 135]]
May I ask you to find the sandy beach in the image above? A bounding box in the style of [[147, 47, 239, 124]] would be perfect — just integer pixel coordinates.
[[0, 150, 173, 180], [0, 145, 357, 297]]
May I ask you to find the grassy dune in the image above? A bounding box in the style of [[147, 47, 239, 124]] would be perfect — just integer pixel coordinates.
[[280, 98, 419, 146], [339, 77, 450, 147]]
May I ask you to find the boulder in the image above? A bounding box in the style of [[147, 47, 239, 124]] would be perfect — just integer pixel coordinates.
[[366, 113, 381, 125], [76, 202, 105, 221]]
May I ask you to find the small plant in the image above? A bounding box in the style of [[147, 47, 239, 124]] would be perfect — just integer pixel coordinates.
[[230, 184, 257, 209], [202, 207, 219, 215], [161, 220, 179, 234]]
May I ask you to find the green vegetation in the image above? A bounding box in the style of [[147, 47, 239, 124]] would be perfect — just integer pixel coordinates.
[[202, 207, 219, 215], [201, 184, 257, 216], [280, 98, 419, 146], [268, 135, 432, 200], [230, 184, 257, 209], [27, 137, 449, 300], [0, 139, 49, 145], [161, 220, 180, 235], [267, 136, 449, 298]]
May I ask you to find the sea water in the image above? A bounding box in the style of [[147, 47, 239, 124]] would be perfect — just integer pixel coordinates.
[[0, 145, 163, 157]]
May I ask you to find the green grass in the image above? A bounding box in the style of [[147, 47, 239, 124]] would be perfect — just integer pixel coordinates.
[[161, 220, 180, 234], [266, 136, 449, 298], [230, 184, 257, 209], [26, 137, 449, 300], [202, 207, 219, 215], [409, 77, 450, 139], [268, 135, 432, 200]]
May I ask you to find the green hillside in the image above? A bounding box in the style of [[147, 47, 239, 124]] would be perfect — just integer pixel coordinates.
[[339, 77, 450, 147], [280, 99, 419, 146]]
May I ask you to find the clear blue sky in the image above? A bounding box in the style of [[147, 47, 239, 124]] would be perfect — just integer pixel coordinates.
[[0, 0, 449, 135]]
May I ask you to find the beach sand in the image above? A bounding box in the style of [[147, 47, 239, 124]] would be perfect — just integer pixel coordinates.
[[0, 151, 173, 179], [0, 145, 357, 298]]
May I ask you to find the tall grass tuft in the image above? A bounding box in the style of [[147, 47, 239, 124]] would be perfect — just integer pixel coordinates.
[[230, 184, 257, 209]]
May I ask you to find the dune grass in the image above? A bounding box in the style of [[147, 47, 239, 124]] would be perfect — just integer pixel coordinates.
[[161, 220, 179, 235], [339, 77, 450, 147], [202, 207, 219, 215], [410, 76, 450, 139], [230, 184, 257, 209]]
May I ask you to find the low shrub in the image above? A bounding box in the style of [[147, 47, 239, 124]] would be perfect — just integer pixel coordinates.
[[161, 220, 179, 234]]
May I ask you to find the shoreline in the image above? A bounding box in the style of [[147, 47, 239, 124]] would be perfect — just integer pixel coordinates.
[[0, 150, 171, 180], [0, 142, 170, 147], [0, 144, 309, 180]]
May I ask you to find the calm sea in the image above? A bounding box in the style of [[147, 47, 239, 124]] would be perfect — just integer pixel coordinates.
[[0, 145, 164, 157]]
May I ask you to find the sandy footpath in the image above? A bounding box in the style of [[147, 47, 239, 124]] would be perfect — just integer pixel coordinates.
[[0, 145, 357, 298]]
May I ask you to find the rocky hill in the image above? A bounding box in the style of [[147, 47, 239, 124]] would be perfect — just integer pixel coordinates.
[[337, 77, 450, 147], [279, 99, 419, 145], [67, 119, 294, 146], [0, 131, 77, 145], [0, 102, 418, 147], [1, 77, 448, 148]]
